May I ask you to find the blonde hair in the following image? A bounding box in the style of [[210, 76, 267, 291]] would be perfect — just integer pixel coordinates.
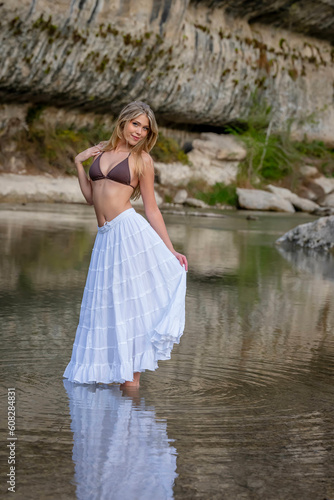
[[101, 101, 158, 201]]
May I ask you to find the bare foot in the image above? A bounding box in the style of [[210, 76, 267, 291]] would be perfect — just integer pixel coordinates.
[[120, 372, 141, 389], [120, 380, 140, 389]]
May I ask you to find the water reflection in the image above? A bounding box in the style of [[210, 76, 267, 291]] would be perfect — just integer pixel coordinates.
[[63, 381, 177, 500], [0, 204, 334, 499], [277, 244, 334, 282]]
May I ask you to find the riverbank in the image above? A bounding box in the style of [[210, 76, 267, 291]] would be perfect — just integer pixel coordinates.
[[1, 171, 333, 217], [2, 102, 334, 215], [0, 172, 234, 213]]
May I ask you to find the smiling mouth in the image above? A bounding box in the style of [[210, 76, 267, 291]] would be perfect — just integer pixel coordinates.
[[131, 135, 140, 141]]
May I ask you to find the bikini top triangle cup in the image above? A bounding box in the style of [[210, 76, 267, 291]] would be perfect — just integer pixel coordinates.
[[89, 151, 136, 190]]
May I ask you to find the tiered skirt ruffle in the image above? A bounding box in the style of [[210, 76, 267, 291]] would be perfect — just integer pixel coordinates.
[[63, 207, 187, 384]]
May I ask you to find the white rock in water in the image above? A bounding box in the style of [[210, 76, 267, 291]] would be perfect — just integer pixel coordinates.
[[174, 189, 188, 204], [276, 216, 334, 251], [237, 188, 295, 212], [267, 184, 319, 213], [313, 176, 334, 195], [299, 165, 319, 177]]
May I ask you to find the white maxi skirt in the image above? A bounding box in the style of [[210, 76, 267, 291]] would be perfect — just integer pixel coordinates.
[[63, 207, 187, 384]]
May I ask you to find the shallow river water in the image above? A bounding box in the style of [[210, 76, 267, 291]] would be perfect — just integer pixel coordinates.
[[0, 203, 333, 500]]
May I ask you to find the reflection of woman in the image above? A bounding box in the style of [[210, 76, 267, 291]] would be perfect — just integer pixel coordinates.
[[63, 380, 178, 499], [63, 101, 188, 389]]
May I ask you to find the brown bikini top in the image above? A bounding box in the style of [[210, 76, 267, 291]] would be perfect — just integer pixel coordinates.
[[89, 151, 136, 190]]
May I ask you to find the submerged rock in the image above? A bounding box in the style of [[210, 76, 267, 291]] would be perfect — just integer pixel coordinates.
[[276, 216, 334, 251]]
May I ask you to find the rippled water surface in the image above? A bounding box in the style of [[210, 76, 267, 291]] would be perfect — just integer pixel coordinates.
[[1, 203, 334, 500]]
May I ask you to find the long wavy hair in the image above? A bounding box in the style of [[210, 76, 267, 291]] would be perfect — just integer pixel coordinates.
[[101, 101, 158, 201]]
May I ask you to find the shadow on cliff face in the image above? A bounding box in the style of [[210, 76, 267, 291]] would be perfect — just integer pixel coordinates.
[[222, 0, 334, 44]]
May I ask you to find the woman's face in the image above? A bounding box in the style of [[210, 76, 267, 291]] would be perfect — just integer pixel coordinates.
[[123, 114, 150, 146]]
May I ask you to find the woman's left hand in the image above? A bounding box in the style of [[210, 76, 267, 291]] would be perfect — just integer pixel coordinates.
[[171, 250, 188, 271]]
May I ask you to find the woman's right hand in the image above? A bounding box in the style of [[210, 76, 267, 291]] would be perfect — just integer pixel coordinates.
[[75, 143, 104, 164]]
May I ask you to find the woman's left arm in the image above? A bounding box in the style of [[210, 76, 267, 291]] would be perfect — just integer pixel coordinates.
[[140, 154, 188, 270]]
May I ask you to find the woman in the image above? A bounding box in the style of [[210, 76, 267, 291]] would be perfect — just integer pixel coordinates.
[[63, 101, 188, 389]]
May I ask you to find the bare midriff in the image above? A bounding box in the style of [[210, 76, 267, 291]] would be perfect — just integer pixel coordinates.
[[91, 174, 139, 228]]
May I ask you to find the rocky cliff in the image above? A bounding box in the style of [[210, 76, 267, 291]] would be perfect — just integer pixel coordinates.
[[0, 0, 334, 142]]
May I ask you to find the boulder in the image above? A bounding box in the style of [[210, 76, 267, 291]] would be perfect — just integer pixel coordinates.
[[187, 132, 245, 186], [188, 151, 239, 185], [320, 192, 334, 208], [276, 216, 334, 252], [267, 184, 319, 213], [297, 186, 318, 201], [183, 198, 210, 208], [8, 156, 27, 175], [154, 162, 193, 187], [0, 173, 163, 206], [173, 189, 188, 204], [0, 173, 84, 203], [299, 165, 319, 177], [237, 188, 295, 212], [313, 176, 334, 195], [193, 133, 247, 161], [132, 189, 163, 207], [303, 180, 327, 200]]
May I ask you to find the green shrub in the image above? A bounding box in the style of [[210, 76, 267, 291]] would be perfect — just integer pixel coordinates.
[[195, 183, 238, 206], [231, 126, 293, 182], [292, 139, 332, 159], [152, 132, 189, 164], [226, 92, 295, 183]]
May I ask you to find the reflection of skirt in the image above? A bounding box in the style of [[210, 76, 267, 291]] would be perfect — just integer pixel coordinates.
[[63, 207, 187, 384]]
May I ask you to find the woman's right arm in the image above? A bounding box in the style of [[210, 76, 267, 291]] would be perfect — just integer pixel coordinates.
[[74, 145, 102, 205]]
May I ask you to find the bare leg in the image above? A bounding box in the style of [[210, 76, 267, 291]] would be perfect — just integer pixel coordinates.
[[120, 371, 141, 389]]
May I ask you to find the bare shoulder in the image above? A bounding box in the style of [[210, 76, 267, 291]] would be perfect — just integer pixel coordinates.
[[141, 151, 154, 170]]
